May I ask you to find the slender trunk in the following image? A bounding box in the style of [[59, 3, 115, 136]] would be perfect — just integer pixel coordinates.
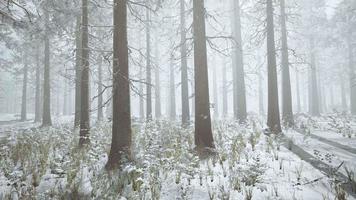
[[309, 36, 320, 116], [97, 55, 104, 121], [35, 43, 41, 122], [146, 6, 152, 120], [295, 69, 301, 113], [79, 0, 90, 146], [139, 64, 145, 120], [74, 15, 82, 127], [42, 8, 52, 127], [21, 54, 28, 121], [266, 0, 281, 133], [340, 74, 347, 111], [259, 71, 265, 116], [154, 41, 161, 118], [280, 0, 294, 126], [169, 58, 176, 120], [329, 85, 334, 111], [222, 59, 228, 117], [63, 76, 68, 115], [193, 0, 214, 148], [180, 0, 190, 126], [232, 0, 247, 123], [106, 0, 131, 170], [212, 58, 219, 119]]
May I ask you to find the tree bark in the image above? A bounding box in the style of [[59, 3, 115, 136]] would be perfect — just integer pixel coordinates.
[[266, 0, 281, 133], [340, 73, 347, 111], [146, 6, 152, 121], [280, 0, 294, 126], [180, 0, 190, 126], [74, 15, 82, 127], [169, 58, 176, 120], [259, 70, 265, 116], [193, 0, 214, 148], [20, 53, 28, 122], [79, 0, 90, 146], [35, 43, 41, 122], [97, 55, 104, 121], [232, 0, 247, 123], [106, 0, 132, 170], [42, 8, 52, 127]]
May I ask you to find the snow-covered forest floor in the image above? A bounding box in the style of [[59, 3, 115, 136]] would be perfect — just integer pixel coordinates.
[[0, 114, 356, 200]]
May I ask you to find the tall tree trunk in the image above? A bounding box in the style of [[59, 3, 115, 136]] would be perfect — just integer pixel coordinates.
[[232, 0, 247, 123], [139, 64, 145, 120], [222, 59, 228, 117], [193, 0, 214, 148], [106, 0, 131, 170], [180, 0, 190, 126], [266, 0, 281, 133], [169, 58, 176, 120], [79, 0, 90, 146], [154, 41, 161, 118], [212, 58, 219, 119], [280, 0, 294, 126], [35, 43, 41, 122], [21, 53, 28, 122], [309, 36, 320, 116], [146, 6, 152, 120], [295, 69, 301, 113], [74, 15, 82, 127], [42, 8, 52, 127], [97, 55, 104, 121]]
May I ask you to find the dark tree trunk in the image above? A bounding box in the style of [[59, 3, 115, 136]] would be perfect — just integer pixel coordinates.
[[232, 0, 247, 123], [79, 0, 90, 146], [169, 58, 176, 120], [74, 15, 82, 127], [154, 41, 161, 118], [309, 37, 320, 116], [280, 0, 294, 127], [146, 6, 152, 121], [97, 55, 104, 121], [106, 0, 132, 170], [266, 0, 281, 133], [35, 43, 41, 122], [42, 8, 52, 127], [180, 0, 190, 126], [193, 0, 214, 149], [21, 54, 28, 122]]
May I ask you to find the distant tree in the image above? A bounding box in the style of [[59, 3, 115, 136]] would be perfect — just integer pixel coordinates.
[[97, 55, 104, 121], [42, 6, 52, 127], [280, 0, 294, 126], [180, 0, 190, 126], [146, 4, 152, 121], [266, 0, 281, 133], [20, 50, 28, 122], [79, 0, 90, 146], [231, 0, 247, 123], [74, 15, 82, 127], [34, 42, 42, 122], [169, 57, 176, 120], [154, 40, 161, 118], [193, 0, 214, 149], [106, 0, 131, 170]]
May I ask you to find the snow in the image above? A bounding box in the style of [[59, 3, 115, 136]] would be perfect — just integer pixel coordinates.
[[0, 116, 355, 199]]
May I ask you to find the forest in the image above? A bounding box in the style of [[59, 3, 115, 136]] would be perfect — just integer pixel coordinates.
[[0, 0, 356, 199]]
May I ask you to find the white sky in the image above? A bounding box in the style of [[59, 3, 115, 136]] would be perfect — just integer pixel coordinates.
[[325, 0, 341, 18]]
